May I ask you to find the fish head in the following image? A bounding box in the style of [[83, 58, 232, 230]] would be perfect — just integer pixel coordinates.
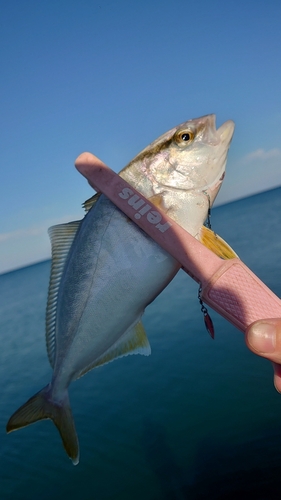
[[166, 114, 234, 203], [120, 114, 234, 235], [122, 114, 234, 201]]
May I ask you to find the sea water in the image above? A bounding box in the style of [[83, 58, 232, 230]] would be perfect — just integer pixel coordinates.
[[0, 187, 281, 499]]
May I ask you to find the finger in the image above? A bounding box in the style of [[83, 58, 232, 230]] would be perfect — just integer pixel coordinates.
[[75, 152, 107, 191], [273, 362, 281, 393], [245, 318, 281, 364]]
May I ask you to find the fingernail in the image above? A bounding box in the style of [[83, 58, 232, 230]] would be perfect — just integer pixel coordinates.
[[248, 322, 276, 353]]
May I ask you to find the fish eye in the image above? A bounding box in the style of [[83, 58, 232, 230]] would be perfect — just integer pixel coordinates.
[[174, 129, 195, 146]]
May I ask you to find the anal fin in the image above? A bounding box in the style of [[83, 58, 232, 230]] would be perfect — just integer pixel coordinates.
[[77, 321, 151, 378]]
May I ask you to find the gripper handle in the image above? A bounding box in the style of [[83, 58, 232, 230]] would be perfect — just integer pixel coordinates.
[[201, 259, 281, 332], [75, 152, 281, 333]]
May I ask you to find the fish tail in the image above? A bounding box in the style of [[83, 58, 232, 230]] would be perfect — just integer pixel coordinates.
[[6, 385, 79, 465]]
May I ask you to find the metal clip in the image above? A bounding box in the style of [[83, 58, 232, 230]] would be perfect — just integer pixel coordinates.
[[198, 284, 215, 339]]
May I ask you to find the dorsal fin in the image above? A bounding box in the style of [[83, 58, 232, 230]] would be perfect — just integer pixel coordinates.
[[75, 321, 151, 379], [46, 221, 81, 367], [199, 226, 239, 259], [82, 192, 101, 213]]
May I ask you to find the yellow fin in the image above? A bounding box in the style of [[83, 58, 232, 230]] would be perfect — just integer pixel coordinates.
[[83, 192, 101, 213], [76, 321, 151, 378], [199, 226, 239, 260], [148, 194, 166, 211]]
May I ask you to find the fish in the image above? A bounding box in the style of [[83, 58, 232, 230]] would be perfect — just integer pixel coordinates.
[[6, 114, 235, 465]]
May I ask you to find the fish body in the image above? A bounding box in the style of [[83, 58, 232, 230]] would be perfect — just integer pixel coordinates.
[[7, 114, 234, 464], [51, 194, 179, 399]]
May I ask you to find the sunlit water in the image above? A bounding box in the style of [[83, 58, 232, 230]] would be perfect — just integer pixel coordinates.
[[1, 187, 281, 499]]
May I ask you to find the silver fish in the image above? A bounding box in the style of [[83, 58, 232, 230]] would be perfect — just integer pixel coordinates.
[[7, 114, 235, 464]]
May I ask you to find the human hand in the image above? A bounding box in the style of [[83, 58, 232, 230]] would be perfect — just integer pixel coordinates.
[[245, 319, 281, 393]]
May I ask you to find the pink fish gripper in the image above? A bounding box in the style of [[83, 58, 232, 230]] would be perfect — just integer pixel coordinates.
[[75, 152, 281, 335]]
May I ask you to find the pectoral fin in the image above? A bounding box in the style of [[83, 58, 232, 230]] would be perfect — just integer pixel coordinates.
[[199, 226, 238, 260], [148, 194, 166, 211], [76, 321, 151, 378]]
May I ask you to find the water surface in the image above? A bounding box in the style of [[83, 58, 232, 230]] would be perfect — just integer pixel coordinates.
[[1, 187, 281, 499]]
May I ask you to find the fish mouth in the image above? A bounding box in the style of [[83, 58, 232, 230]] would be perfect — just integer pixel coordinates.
[[195, 114, 235, 147], [216, 119, 235, 144], [200, 116, 235, 204]]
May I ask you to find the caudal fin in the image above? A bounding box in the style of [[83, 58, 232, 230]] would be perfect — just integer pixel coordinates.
[[6, 385, 79, 465]]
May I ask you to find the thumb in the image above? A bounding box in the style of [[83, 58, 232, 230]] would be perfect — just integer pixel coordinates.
[[245, 319, 280, 357], [245, 319, 281, 393]]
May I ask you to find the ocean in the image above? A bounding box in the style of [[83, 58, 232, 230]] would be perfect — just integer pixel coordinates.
[[1, 187, 281, 499]]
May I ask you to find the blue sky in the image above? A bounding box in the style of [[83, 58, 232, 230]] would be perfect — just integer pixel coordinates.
[[1, 0, 280, 273]]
